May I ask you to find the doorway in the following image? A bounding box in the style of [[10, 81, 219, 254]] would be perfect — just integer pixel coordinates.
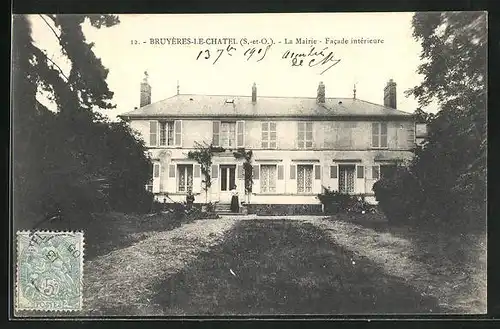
[[220, 165, 236, 203]]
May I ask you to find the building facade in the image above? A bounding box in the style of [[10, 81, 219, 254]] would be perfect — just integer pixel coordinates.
[[119, 77, 416, 209]]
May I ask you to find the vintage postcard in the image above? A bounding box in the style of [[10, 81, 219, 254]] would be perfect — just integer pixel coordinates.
[[11, 12, 487, 317]]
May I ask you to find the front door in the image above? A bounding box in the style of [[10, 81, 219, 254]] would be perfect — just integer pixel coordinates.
[[219, 165, 236, 203]]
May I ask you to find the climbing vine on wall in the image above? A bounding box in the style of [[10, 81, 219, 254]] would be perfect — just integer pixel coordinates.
[[233, 148, 253, 195], [187, 142, 225, 202]]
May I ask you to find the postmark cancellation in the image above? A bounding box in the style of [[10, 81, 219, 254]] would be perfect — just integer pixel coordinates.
[[15, 231, 84, 312]]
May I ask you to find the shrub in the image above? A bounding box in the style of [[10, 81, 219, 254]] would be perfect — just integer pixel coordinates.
[[317, 187, 358, 214], [372, 166, 421, 225]]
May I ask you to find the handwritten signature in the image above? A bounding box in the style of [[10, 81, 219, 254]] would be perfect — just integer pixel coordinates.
[[282, 46, 341, 75], [195, 44, 341, 75]]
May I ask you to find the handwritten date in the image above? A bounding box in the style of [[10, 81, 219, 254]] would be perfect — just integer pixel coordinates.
[[196, 44, 271, 64]]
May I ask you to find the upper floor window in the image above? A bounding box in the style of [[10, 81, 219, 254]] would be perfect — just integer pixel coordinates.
[[150, 120, 182, 147], [298, 122, 313, 149], [372, 122, 388, 148], [159, 121, 174, 146], [213, 121, 245, 148], [261, 122, 277, 149]]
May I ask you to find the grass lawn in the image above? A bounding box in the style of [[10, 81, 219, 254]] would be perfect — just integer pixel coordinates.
[[312, 214, 487, 314], [152, 219, 442, 315]]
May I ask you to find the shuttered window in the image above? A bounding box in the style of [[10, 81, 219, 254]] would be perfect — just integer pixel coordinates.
[[372, 165, 380, 179], [357, 165, 364, 179], [261, 122, 277, 149]]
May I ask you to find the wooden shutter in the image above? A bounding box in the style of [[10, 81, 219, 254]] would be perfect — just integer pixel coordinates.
[[372, 165, 380, 179], [290, 164, 296, 179], [236, 121, 245, 147], [168, 164, 176, 178], [314, 164, 321, 180], [277, 165, 284, 180], [174, 120, 182, 146], [149, 121, 158, 146], [212, 121, 220, 146], [330, 165, 338, 178], [211, 164, 218, 179], [153, 163, 160, 177], [357, 165, 365, 179], [194, 164, 201, 178], [252, 165, 260, 180]]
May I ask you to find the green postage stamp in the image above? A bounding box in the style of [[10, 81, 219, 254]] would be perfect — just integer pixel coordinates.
[[15, 231, 84, 312]]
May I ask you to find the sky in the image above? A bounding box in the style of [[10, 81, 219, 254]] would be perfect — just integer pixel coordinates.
[[28, 13, 436, 120]]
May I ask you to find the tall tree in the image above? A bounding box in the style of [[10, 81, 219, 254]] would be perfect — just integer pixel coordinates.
[[12, 15, 153, 228], [405, 12, 487, 228]]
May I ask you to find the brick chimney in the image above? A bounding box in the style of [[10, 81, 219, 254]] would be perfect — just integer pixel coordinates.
[[317, 81, 325, 104], [384, 79, 397, 109], [140, 71, 152, 107], [252, 82, 257, 103]]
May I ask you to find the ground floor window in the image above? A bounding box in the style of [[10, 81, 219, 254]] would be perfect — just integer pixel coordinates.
[[297, 165, 313, 193], [339, 164, 355, 193], [260, 165, 277, 193], [177, 164, 193, 192]]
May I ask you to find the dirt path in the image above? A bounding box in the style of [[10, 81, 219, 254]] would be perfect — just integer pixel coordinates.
[[305, 218, 487, 314], [82, 218, 239, 316]]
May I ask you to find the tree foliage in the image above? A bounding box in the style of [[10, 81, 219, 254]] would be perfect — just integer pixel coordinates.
[[12, 15, 153, 229], [375, 12, 487, 231]]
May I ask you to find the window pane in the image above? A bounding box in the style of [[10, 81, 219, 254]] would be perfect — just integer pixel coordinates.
[[306, 122, 313, 131], [262, 122, 269, 131], [298, 131, 305, 140], [269, 165, 277, 192], [261, 141, 268, 148], [372, 135, 379, 147], [270, 122, 276, 131], [305, 141, 313, 148], [381, 122, 388, 134], [297, 165, 305, 192], [270, 131, 276, 140], [380, 135, 388, 147], [306, 131, 313, 140], [298, 122, 305, 131], [178, 166, 186, 192], [159, 122, 166, 145], [372, 122, 379, 135], [298, 141, 304, 149], [262, 131, 269, 140], [270, 141, 277, 149], [168, 122, 174, 145], [305, 166, 313, 193], [229, 167, 235, 190]]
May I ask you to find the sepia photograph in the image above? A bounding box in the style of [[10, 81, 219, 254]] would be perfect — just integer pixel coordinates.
[[11, 12, 487, 317]]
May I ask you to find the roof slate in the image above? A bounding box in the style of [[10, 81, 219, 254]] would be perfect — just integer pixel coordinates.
[[119, 94, 413, 119]]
